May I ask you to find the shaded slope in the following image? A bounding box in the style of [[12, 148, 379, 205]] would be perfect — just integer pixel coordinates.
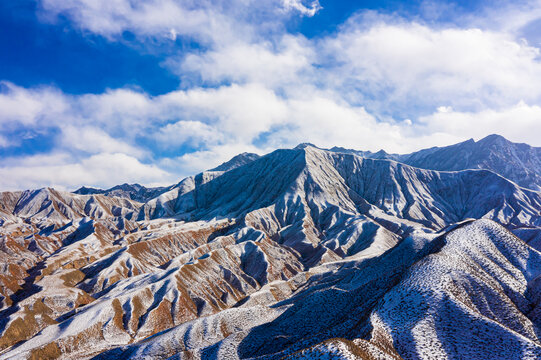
[[74, 184, 170, 203], [330, 134, 541, 191], [91, 220, 541, 360], [401, 134, 541, 191], [210, 152, 261, 172], [373, 219, 541, 359]]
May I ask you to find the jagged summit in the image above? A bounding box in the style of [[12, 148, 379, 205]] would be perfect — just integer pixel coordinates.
[[294, 142, 319, 149], [73, 183, 169, 203], [400, 134, 541, 191], [209, 152, 260, 172], [73, 186, 103, 195], [328, 145, 399, 160], [477, 133, 508, 144], [328, 145, 371, 157], [325, 134, 541, 191], [370, 148, 394, 159]]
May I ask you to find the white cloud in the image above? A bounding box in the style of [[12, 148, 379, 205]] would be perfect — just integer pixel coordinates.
[[76, 89, 157, 137], [281, 0, 321, 17], [38, 0, 314, 45], [179, 35, 314, 87], [437, 106, 452, 113], [168, 28, 178, 41], [0, 82, 68, 126], [39, 0, 230, 43], [167, 83, 289, 139], [154, 120, 222, 147], [323, 18, 541, 114], [0, 135, 11, 148], [417, 101, 541, 147], [60, 126, 146, 156], [0, 152, 171, 191]]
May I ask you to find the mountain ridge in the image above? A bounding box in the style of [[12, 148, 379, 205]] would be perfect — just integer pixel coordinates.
[[0, 137, 540, 359], [328, 134, 541, 191]]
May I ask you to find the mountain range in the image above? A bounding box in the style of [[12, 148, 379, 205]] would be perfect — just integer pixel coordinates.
[[332, 134, 541, 191], [0, 134, 540, 359]]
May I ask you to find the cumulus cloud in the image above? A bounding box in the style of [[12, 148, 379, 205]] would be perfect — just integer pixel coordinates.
[[39, 0, 231, 42], [179, 35, 314, 87], [322, 17, 541, 116], [417, 101, 541, 147], [0, 82, 68, 126], [154, 120, 222, 148], [281, 0, 321, 17], [37, 0, 315, 45], [60, 126, 147, 156], [0, 152, 171, 191]]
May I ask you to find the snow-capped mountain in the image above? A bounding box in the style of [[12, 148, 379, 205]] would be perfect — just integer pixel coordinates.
[[331, 134, 541, 191], [209, 152, 260, 172], [73, 183, 171, 203], [0, 139, 540, 359], [71, 153, 262, 204], [401, 134, 541, 191]]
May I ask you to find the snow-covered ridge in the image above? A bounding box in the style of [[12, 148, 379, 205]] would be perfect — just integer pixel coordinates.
[[71, 152, 262, 204], [73, 183, 171, 203], [137, 144, 541, 230], [330, 134, 541, 191]]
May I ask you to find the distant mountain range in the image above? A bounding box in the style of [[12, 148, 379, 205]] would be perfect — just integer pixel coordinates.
[[1, 135, 540, 359], [332, 134, 541, 191], [73, 152, 262, 203], [74, 135, 541, 206], [73, 183, 171, 203]]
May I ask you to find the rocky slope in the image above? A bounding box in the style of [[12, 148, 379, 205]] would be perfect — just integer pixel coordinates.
[[331, 134, 541, 191], [0, 143, 540, 359], [89, 219, 541, 360], [72, 152, 261, 203], [73, 183, 170, 203], [401, 134, 541, 191]]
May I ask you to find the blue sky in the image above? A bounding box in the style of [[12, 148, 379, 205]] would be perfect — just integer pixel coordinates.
[[1, 0, 541, 190]]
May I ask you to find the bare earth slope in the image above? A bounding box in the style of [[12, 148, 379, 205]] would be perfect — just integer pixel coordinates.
[[92, 219, 541, 360]]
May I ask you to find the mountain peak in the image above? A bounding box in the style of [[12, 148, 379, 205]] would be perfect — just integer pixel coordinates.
[[112, 183, 143, 191], [477, 134, 509, 146], [403, 134, 541, 191], [74, 183, 168, 203], [210, 152, 261, 172], [74, 186, 105, 195], [294, 142, 319, 150]]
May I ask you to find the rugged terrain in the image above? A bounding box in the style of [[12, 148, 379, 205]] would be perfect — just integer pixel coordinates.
[[0, 138, 540, 359], [332, 134, 541, 191]]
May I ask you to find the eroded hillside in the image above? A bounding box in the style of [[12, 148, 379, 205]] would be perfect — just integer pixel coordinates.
[[0, 144, 540, 359]]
